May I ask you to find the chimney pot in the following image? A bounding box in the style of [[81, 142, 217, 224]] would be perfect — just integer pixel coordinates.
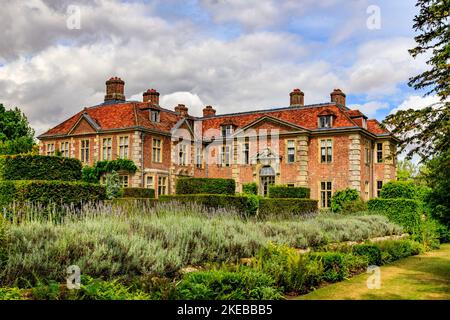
[[104, 77, 125, 102], [289, 88, 304, 106], [175, 103, 189, 117], [203, 105, 216, 117], [330, 88, 346, 106], [143, 88, 160, 105]]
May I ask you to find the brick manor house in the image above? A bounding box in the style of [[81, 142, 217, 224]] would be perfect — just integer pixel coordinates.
[[38, 77, 397, 207]]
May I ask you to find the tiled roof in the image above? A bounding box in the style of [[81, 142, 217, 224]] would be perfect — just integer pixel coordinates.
[[367, 119, 390, 135], [345, 109, 366, 118]]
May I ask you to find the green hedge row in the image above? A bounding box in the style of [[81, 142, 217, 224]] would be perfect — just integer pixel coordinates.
[[268, 185, 310, 199], [242, 182, 258, 195], [0, 155, 82, 181], [367, 198, 421, 234], [0, 180, 106, 206], [380, 181, 416, 199], [82, 159, 138, 183], [159, 194, 258, 216], [176, 178, 235, 195], [122, 188, 155, 199], [259, 198, 318, 218]]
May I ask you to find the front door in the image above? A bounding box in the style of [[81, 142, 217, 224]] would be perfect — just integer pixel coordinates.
[[260, 166, 275, 196]]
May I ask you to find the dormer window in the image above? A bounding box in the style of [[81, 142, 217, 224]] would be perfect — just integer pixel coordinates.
[[319, 115, 333, 128], [221, 124, 234, 137], [362, 117, 367, 129], [150, 110, 160, 122]]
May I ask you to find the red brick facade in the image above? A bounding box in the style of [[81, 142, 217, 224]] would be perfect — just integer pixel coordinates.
[[38, 78, 397, 206]]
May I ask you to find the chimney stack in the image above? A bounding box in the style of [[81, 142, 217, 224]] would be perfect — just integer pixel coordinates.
[[290, 88, 304, 106], [104, 77, 125, 102], [174, 104, 189, 117], [143, 89, 160, 105], [330, 88, 346, 106], [202, 105, 216, 117]]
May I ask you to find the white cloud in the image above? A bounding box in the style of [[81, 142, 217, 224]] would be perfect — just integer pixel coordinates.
[[160, 92, 205, 116], [348, 101, 389, 118], [390, 95, 443, 114]]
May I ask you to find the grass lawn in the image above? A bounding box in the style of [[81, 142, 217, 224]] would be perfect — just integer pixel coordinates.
[[296, 244, 450, 300]]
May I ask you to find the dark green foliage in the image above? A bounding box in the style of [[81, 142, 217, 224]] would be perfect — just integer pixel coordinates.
[[380, 181, 416, 199], [242, 182, 258, 195], [268, 185, 310, 199], [376, 240, 422, 264], [0, 215, 8, 266], [81, 159, 138, 183], [160, 194, 259, 216], [31, 280, 61, 300], [73, 276, 150, 300], [176, 178, 235, 195], [310, 252, 349, 282], [0, 154, 82, 181], [367, 198, 421, 234], [0, 180, 106, 206], [122, 188, 155, 199], [0, 104, 35, 155], [330, 188, 360, 212], [258, 198, 318, 218], [352, 244, 382, 266], [176, 268, 282, 300]]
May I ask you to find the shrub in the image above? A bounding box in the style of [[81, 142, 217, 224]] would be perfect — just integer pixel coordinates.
[[31, 280, 61, 300], [367, 198, 421, 234], [341, 199, 367, 214], [352, 244, 382, 265], [242, 183, 258, 195], [376, 240, 422, 264], [0, 154, 82, 181], [380, 181, 416, 199], [310, 252, 349, 282], [268, 185, 310, 199], [121, 188, 155, 199], [159, 194, 259, 216], [330, 188, 361, 213], [0, 288, 24, 300], [0, 180, 106, 207], [0, 215, 8, 266], [105, 171, 122, 200], [176, 178, 235, 195], [258, 198, 318, 218], [82, 159, 138, 183], [343, 254, 368, 274], [176, 268, 282, 300], [255, 243, 322, 293]]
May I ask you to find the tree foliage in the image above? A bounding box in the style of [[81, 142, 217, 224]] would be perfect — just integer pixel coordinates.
[[383, 0, 450, 161], [0, 104, 35, 155]]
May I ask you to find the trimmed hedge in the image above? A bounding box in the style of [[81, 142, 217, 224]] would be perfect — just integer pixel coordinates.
[[82, 159, 138, 183], [330, 188, 360, 212], [268, 185, 310, 199], [0, 180, 106, 206], [0, 155, 82, 181], [352, 244, 382, 266], [176, 178, 235, 195], [310, 252, 349, 282], [242, 182, 258, 195], [367, 198, 421, 234], [159, 194, 258, 216], [380, 181, 416, 199], [122, 188, 155, 199], [259, 198, 318, 218]]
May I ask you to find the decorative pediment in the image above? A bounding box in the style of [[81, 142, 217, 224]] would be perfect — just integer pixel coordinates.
[[68, 112, 100, 135], [234, 115, 309, 137], [250, 147, 280, 166]]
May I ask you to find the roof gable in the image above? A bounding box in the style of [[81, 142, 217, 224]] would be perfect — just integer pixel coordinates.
[[68, 112, 100, 135]]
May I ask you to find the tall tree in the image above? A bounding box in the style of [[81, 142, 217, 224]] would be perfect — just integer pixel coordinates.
[[383, 0, 449, 161], [0, 104, 35, 154]]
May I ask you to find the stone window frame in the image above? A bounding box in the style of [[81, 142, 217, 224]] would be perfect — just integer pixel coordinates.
[[146, 174, 154, 189], [118, 135, 130, 159], [286, 139, 296, 163], [158, 175, 168, 196], [119, 175, 129, 188], [178, 142, 188, 166], [221, 124, 234, 137], [101, 136, 113, 160], [376, 180, 383, 197], [46, 142, 55, 156], [318, 115, 333, 128], [150, 110, 160, 123], [80, 138, 90, 164], [152, 138, 162, 163], [195, 146, 203, 169], [376, 142, 383, 163], [60, 141, 70, 158], [319, 138, 333, 164], [365, 141, 371, 165], [319, 181, 333, 208], [219, 144, 231, 167]]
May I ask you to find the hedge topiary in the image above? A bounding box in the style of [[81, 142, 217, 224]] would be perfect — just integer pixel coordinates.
[[122, 188, 155, 199], [380, 181, 416, 199], [367, 198, 421, 234], [242, 182, 258, 195], [175, 178, 235, 195], [82, 159, 138, 183], [159, 194, 258, 216], [352, 244, 382, 266], [0, 154, 82, 181], [0, 180, 106, 206], [330, 188, 360, 212], [258, 198, 318, 218], [268, 185, 310, 199]]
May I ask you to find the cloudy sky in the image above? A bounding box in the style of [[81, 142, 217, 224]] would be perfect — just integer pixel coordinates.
[[0, 0, 440, 135]]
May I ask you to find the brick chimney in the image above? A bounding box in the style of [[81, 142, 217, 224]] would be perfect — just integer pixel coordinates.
[[174, 104, 189, 117], [330, 88, 346, 106], [202, 105, 216, 117], [143, 89, 160, 105], [104, 77, 125, 102], [290, 88, 304, 106]]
